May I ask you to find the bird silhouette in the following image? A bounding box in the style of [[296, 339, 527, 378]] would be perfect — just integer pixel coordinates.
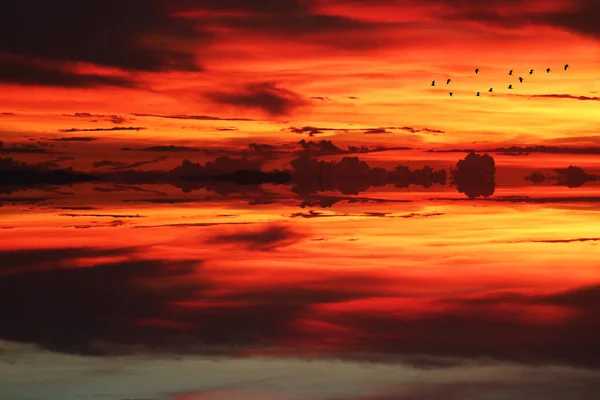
[[546, 68, 551, 73], [447, 78, 451, 84], [564, 64, 569, 71], [449, 92, 453, 97], [432, 80, 436, 86], [529, 69, 534, 75], [519, 77, 523, 83], [475, 68, 479, 74], [509, 70, 513, 75], [489, 88, 493, 92], [508, 84, 513, 89], [476, 92, 480, 96]]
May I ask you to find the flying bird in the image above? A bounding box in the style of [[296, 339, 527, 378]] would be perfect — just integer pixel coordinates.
[[475, 68, 479, 74], [432, 80, 436, 86], [449, 92, 453, 97], [447, 78, 451, 84], [508, 84, 513, 89], [489, 88, 493, 92], [546, 68, 551, 73], [476, 92, 480, 96], [509, 70, 513, 75], [519, 77, 523, 83], [530, 69, 534, 74], [564, 64, 569, 71]]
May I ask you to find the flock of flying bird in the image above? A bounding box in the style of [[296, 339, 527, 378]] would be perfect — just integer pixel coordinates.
[[432, 64, 570, 97]]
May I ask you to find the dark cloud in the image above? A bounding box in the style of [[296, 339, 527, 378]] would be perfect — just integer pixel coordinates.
[[431, 146, 600, 155], [49, 137, 100, 142], [299, 139, 344, 154], [533, 0, 600, 39], [135, 221, 255, 228], [287, 126, 328, 136], [60, 214, 144, 218], [450, 153, 496, 198], [67, 113, 131, 124], [0, 143, 49, 154], [508, 237, 600, 244], [288, 125, 443, 137], [431, 195, 600, 204], [135, 145, 202, 153], [0, 249, 201, 355], [0, 57, 136, 87], [0, 247, 131, 274], [417, 0, 600, 39], [528, 94, 600, 101], [249, 143, 276, 152], [1, 243, 599, 367], [133, 113, 259, 121], [207, 224, 305, 250], [399, 126, 446, 134], [94, 160, 126, 169], [205, 82, 307, 116], [289, 210, 445, 219], [364, 128, 391, 134], [0, 1, 202, 74], [59, 127, 146, 133]]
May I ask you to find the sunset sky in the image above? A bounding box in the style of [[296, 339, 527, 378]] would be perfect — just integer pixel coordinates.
[[2, 0, 600, 152], [1, 1, 600, 400]]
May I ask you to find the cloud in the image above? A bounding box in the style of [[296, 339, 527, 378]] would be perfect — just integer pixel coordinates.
[[0, 143, 49, 154], [135, 145, 202, 152], [0, 0, 202, 74], [0, 246, 132, 274], [528, 94, 600, 101], [287, 125, 443, 137], [364, 128, 391, 134], [533, 0, 600, 39], [287, 126, 328, 136], [413, 0, 600, 39], [507, 237, 600, 244], [299, 139, 344, 154], [431, 146, 600, 155], [67, 113, 132, 124], [60, 213, 144, 218], [133, 113, 260, 121], [94, 160, 127, 169], [0, 56, 136, 87], [2, 242, 600, 368], [207, 224, 305, 251], [206, 82, 307, 116], [249, 143, 276, 152], [0, 248, 201, 355], [59, 127, 146, 132], [49, 137, 100, 142]]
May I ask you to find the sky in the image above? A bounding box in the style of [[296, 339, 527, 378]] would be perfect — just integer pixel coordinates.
[[2, 0, 600, 152], [1, 1, 600, 400]]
